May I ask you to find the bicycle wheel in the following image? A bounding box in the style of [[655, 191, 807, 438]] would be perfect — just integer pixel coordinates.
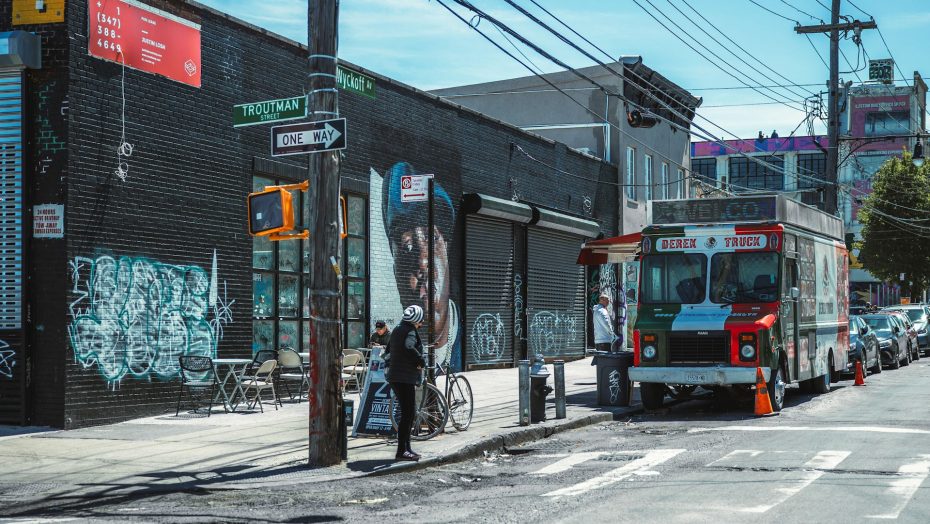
[[389, 383, 449, 441], [447, 374, 473, 431]]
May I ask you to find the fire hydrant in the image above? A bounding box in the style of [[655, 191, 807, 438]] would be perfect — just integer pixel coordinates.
[[530, 353, 552, 423]]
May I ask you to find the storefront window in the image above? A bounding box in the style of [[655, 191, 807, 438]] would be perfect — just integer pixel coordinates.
[[278, 275, 299, 318], [343, 194, 368, 349], [253, 273, 275, 317]]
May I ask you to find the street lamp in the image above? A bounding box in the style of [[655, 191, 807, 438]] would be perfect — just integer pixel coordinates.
[[913, 138, 924, 167]]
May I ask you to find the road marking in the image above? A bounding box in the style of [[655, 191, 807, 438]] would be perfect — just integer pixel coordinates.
[[738, 450, 850, 513], [707, 449, 763, 466], [531, 452, 607, 476], [690, 426, 930, 435], [542, 449, 685, 499], [866, 456, 930, 519]]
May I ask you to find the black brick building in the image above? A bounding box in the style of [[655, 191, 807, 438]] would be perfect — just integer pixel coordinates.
[[0, 0, 621, 428]]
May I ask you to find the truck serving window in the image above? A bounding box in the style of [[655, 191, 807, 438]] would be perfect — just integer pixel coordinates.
[[709, 252, 779, 304], [642, 253, 707, 304]]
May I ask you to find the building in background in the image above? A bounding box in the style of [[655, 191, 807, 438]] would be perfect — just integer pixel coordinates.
[[431, 56, 701, 237], [690, 66, 927, 307]]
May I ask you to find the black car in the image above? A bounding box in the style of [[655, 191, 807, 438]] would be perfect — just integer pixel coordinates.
[[860, 314, 909, 369], [849, 315, 881, 375], [883, 305, 930, 355]]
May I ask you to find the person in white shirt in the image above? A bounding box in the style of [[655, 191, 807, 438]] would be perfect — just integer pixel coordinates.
[[592, 294, 615, 352]]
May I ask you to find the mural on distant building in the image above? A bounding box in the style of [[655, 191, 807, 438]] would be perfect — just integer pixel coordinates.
[[68, 250, 230, 387], [370, 160, 463, 371]]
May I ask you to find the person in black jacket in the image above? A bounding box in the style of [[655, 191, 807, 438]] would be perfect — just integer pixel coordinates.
[[385, 304, 426, 461]]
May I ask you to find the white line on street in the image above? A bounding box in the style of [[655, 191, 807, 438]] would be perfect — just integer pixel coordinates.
[[706, 449, 763, 466], [738, 450, 850, 513], [531, 452, 607, 476], [866, 456, 930, 519], [690, 426, 930, 435], [542, 449, 685, 499]]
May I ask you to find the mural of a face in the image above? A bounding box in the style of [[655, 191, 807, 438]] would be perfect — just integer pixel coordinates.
[[395, 225, 451, 348]]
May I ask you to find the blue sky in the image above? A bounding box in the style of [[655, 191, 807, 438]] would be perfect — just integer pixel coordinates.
[[198, 0, 929, 140]]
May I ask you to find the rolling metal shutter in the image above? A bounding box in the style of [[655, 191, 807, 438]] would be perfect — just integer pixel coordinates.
[[527, 228, 586, 359], [0, 71, 24, 425], [465, 216, 514, 368]]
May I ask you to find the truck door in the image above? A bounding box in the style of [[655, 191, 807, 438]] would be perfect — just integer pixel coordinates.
[[783, 254, 801, 380]]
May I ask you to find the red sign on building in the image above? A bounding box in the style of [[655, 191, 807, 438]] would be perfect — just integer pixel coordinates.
[[89, 0, 202, 88]]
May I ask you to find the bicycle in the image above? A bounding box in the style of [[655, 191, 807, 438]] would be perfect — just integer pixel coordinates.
[[388, 357, 473, 440]]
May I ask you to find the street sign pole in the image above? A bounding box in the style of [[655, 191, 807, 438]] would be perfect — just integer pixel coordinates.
[[307, 0, 342, 467], [427, 177, 435, 385]]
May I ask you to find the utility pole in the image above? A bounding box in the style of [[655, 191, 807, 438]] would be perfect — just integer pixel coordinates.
[[308, 0, 342, 466], [795, 2, 876, 215]]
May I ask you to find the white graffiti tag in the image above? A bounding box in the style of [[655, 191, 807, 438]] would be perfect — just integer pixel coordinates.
[[529, 311, 579, 356], [0, 339, 14, 379], [513, 274, 524, 340], [608, 369, 621, 403], [68, 255, 230, 386], [470, 313, 505, 360]]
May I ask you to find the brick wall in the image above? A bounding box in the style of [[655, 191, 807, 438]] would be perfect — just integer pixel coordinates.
[[25, 0, 618, 427]]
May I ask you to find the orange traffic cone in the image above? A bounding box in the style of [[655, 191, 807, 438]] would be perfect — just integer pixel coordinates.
[[854, 360, 866, 386], [754, 367, 774, 416]]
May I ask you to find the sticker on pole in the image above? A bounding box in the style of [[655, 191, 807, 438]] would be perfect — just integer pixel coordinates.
[[400, 175, 430, 203]]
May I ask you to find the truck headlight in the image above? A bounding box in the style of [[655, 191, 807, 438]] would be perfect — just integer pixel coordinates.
[[740, 344, 756, 360], [642, 345, 657, 360], [738, 332, 758, 361]]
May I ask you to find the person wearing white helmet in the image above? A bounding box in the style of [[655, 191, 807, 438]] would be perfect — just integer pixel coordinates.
[[384, 304, 426, 461]]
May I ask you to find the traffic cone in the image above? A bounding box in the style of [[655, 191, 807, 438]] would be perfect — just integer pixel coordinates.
[[754, 367, 774, 416], [854, 360, 866, 386]]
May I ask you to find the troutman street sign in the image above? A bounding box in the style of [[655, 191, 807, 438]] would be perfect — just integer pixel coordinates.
[[233, 96, 307, 127], [271, 118, 347, 157], [337, 65, 376, 99]]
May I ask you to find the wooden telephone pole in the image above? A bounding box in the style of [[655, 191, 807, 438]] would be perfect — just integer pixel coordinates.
[[795, 0, 876, 215], [308, 0, 342, 466]]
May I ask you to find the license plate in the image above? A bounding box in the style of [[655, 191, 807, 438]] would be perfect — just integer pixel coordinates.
[[685, 373, 707, 383]]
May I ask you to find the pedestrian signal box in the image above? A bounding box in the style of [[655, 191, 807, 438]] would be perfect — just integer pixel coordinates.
[[247, 180, 309, 240]]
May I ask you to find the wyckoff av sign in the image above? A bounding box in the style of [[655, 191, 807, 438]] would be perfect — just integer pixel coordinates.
[[271, 118, 346, 157]]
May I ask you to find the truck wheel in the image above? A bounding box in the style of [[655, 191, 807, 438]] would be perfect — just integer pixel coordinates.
[[768, 363, 786, 412], [641, 383, 666, 410], [812, 354, 832, 394]]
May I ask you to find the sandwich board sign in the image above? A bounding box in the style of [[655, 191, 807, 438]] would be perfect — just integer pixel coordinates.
[[353, 348, 395, 437]]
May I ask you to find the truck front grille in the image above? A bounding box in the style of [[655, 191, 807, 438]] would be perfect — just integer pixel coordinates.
[[669, 331, 729, 365]]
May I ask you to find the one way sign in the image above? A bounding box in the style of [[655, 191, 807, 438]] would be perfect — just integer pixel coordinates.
[[271, 118, 347, 157]]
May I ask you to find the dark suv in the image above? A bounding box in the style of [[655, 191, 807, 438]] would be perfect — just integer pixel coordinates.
[[883, 305, 930, 356], [849, 315, 881, 375]]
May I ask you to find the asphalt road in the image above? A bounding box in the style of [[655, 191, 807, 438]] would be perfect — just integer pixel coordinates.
[[5, 360, 930, 523]]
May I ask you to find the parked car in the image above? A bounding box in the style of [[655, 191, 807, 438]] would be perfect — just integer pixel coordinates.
[[880, 310, 920, 362], [861, 314, 908, 369], [849, 315, 881, 375], [883, 305, 930, 355]]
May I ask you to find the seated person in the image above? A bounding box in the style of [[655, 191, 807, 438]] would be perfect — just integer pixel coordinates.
[[369, 321, 391, 347]]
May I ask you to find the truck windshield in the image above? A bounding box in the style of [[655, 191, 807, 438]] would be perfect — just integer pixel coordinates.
[[641, 253, 707, 304], [709, 252, 779, 304]]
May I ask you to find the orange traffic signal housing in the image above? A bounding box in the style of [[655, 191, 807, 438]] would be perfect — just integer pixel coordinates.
[[247, 180, 309, 239]]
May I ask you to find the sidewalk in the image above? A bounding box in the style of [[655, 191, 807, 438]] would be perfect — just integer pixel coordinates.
[[0, 357, 641, 505]]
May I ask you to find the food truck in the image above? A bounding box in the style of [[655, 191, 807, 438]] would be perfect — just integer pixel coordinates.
[[584, 196, 848, 411]]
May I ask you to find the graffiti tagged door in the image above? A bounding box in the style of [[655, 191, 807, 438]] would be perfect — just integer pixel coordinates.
[[526, 228, 586, 360], [464, 216, 514, 368]]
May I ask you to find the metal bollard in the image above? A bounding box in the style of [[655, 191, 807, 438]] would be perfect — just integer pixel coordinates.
[[518, 359, 530, 426], [554, 360, 566, 419]]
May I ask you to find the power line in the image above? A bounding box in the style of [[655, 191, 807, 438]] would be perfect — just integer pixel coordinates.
[[779, 0, 824, 22], [845, 0, 872, 19], [633, 0, 806, 112], [747, 0, 799, 24], [805, 33, 830, 70]]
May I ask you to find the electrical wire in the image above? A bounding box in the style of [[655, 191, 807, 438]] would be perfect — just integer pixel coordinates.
[[778, 0, 824, 22], [116, 52, 133, 181], [747, 0, 800, 24]]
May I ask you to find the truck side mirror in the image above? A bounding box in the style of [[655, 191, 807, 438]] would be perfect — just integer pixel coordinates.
[[790, 287, 800, 299]]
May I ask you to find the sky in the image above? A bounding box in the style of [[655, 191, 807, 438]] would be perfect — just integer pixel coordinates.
[[197, 0, 930, 141]]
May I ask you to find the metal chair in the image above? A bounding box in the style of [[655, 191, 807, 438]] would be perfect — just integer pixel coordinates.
[[176, 355, 224, 417], [341, 352, 364, 393], [277, 348, 309, 403], [242, 359, 278, 412], [245, 349, 277, 375]]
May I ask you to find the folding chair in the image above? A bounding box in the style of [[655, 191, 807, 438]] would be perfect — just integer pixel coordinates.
[[242, 359, 278, 412], [341, 352, 364, 393], [277, 348, 309, 403], [176, 356, 225, 417], [245, 349, 277, 375]]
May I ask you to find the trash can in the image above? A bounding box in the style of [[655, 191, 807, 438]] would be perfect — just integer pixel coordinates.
[[593, 351, 634, 407]]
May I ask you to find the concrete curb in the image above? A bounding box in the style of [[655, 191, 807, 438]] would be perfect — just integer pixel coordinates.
[[367, 404, 643, 477]]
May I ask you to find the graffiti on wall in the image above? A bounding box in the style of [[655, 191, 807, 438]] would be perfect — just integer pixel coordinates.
[[513, 273, 524, 340], [68, 251, 230, 387], [529, 311, 579, 356], [0, 339, 14, 380], [469, 313, 505, 361]]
